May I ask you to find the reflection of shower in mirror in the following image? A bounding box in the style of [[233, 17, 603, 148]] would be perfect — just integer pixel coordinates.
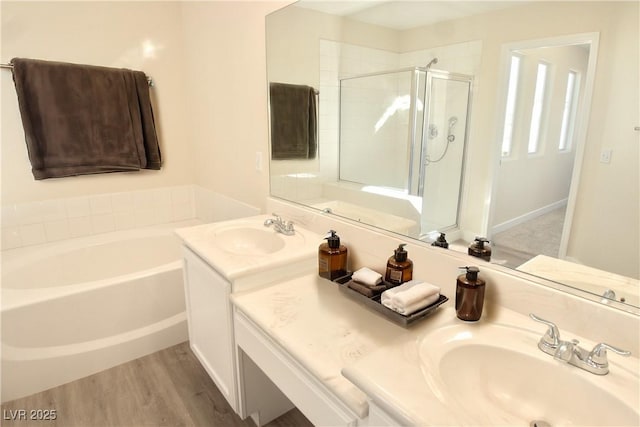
[[426, 116, 459, 164], [428, 123, 439, 139], [447, 116, 458, 142], [448, 116, 458, 133], [338, 62, 473, 236]]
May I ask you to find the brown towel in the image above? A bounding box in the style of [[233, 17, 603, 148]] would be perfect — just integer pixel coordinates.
[[269, 82, 317, 160], [132, 71, 161, 170], [10, 58, 161, 179], [348, 280, 387, 298]]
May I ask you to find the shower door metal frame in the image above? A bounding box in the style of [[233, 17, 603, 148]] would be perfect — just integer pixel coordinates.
[[407, 68, 426, 196], [417, 69, 474, 230]]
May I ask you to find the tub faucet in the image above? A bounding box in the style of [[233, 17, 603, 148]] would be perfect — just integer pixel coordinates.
[[530, 313, 631, 375], [601, 289, 616, 303], [264, 213, 295, 236]]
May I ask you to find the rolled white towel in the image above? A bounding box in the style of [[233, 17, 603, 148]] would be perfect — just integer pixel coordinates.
[[392, 282, 440, 308], [390, 282, 441, 316], [381, 280, 423, 310], [352, 267, 382, 287], [394, 292, 440, 315]]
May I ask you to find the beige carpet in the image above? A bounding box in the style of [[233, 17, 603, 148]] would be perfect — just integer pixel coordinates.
[[491, 206, 566, 268]]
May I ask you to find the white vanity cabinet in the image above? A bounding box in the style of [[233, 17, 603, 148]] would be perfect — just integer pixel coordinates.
[[177, 216, 323, 420], [367, 401, 403, 426], [182, 247, 238, 410]]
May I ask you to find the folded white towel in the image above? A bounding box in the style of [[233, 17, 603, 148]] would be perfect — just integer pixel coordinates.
[[381, 280, 440, 316], [381, 280, 423, 310], [352, 267, 382, 287]]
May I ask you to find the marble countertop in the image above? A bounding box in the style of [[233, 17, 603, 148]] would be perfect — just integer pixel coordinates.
[[341, 306, 530, 425], [517, 255, 639, 306], [230, 272, 446, 419], [175, 215, 323, 283], [342, 305, 640, 426], [233, 272, 640, 426]]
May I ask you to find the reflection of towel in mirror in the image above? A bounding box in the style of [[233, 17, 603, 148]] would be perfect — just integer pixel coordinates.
[[11, 58, 161, 179], [269, 82, 317, 160]]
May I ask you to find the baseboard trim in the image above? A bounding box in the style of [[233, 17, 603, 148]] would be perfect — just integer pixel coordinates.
[[492, 199, 567, 235]]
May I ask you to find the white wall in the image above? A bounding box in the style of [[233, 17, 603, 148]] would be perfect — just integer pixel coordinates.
[[1, 1, 194, 204], [180, 1, 286, 213], [568, 2, 639, 277], [1, 0, 283, 214]]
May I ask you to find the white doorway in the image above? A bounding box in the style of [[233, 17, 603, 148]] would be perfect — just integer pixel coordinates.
[[487, 33, 599, 267]]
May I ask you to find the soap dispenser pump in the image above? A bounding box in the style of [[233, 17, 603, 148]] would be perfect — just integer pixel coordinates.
[[468, 237, 491, 261], [385, 243, 413, 285], [431, 232, 449, 249], [455, 266, 486, 321], [318, 230, 348, 280]]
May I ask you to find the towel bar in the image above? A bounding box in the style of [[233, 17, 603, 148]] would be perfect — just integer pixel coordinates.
[[1, 62, 154, 86]]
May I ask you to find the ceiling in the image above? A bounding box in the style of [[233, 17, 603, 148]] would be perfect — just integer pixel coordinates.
[[295, 0, 527, 30]]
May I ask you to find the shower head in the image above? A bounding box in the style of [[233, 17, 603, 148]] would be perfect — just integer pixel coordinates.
[[426, 58, 438, 69]]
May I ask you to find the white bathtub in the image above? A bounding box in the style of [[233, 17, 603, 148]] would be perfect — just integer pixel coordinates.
[[1, 220, 199, 403]]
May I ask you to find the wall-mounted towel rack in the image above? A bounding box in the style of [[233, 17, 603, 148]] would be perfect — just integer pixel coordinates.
[[1, 62, 155, 87]]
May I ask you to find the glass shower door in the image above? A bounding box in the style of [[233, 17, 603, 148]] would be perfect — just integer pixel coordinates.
[[419, 70, 472, 236], [339, 68, 424, 191]]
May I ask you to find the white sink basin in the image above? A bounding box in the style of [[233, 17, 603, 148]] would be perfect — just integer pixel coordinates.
[[419, 322, 640, 426], [213, 227, 287, 255], [176, 215, 323, 283]]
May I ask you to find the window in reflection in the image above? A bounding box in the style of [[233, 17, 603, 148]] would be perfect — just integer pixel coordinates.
[[501, 54, 522, 157], [559, 70, 580, 151], [527, 62, 549, 155]]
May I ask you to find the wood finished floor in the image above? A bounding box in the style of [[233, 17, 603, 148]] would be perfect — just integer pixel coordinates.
[[1, 342, 312, 427]]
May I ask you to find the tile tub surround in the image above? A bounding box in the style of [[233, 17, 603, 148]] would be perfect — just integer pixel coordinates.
[[266, 197, 639, 354], [1, 185, 260, 250]]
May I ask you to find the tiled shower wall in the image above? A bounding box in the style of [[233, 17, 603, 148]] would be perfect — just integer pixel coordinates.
[[272, 39, 482, 204], [309, 40, 483, 198], [1, 185, 259, 250]]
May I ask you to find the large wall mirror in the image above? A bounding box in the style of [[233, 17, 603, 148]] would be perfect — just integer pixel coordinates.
[[266, 0, 639, 311]]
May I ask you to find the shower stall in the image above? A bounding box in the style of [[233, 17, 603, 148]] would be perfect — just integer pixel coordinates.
[[339, 64, 473, 238]]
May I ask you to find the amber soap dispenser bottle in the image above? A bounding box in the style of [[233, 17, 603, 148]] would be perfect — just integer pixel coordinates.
[[318, 230, 348, 280], [455, 266, 486, 321], [385, 243, 413, 285], [468, 237, 491, 261]]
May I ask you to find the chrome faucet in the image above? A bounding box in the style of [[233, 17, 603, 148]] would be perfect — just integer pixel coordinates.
[[263, 213, 295, 236], [530, 313, 631, 375], [601, 289, 616, 304]]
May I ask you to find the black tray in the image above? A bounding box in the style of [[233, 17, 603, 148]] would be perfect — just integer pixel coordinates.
[[334, 274, 449, 327]]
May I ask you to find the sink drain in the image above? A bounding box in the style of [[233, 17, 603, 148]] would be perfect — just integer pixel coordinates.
[[530, 421, 552, 427]]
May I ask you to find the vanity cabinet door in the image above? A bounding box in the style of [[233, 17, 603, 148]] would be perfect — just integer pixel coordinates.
[[182, 247, 237, 411]]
